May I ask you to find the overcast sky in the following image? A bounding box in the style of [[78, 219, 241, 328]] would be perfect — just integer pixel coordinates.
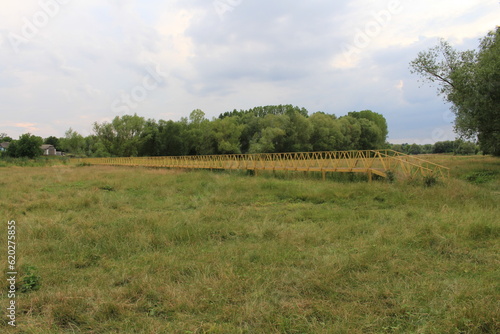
[[1, 0, 498, 144]]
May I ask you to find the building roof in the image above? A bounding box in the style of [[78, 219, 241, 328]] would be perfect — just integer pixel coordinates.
[[41, 144, 55, 150], [0, 142, 10, 149]]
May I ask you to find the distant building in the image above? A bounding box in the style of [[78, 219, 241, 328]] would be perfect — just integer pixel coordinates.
[[0, 142, 10, 152], [41, 144, 57, 156]]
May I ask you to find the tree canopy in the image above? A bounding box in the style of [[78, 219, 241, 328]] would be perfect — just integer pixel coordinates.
[[1, 106, 392, 158], [6, 133, 43, 159], [410, 27, 500, 155], [78, 107, 390, 157]]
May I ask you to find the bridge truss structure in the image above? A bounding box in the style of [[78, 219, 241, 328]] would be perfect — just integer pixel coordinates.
[[75, 150, 449, 182]]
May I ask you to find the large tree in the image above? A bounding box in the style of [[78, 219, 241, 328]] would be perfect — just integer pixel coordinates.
[[211, 117, 245, 154], [59, 128, 86, 156], [348, 110, 388, 149], [93, 114, 146, 156], [410, 27, 500, 155], [309, 112, 343, 151], [7, 133, 43, 158]]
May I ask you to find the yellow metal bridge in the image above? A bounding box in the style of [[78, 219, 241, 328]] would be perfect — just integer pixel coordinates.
[[75, 150, 449, 182]]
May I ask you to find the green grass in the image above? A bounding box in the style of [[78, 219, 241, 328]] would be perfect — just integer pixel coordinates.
[[0, 156, 499, 333], [0, 156, 70, 168]]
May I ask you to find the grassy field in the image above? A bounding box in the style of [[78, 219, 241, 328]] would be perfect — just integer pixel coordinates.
[[0, 155, 499, 333]]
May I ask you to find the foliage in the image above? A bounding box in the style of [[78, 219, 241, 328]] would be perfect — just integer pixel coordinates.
[[6, 133, 43, 158], [59, 128, 86, 156], [408, 143, 422, 155], [2, 106, 393, 159], [0, 133, 13, 142], [390, 140, 479, 155], [348, 110, 388, 149], [82, 107, 391, 157], [219, 104, 308, 119], [423, 174, 438, 187], [463, 170, 498, 184], [385, 169, 396, 183], [309, 112, 342, 151], [433, 140, 457, 154], [20, 265, 41, 293], [92, 114, 146, 157], [44, 136, 60, 149], [211, 117, 245, 154], [410, 27, 500, 155]]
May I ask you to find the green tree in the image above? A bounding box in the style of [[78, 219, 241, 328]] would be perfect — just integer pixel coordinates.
[[0, 133, 13, 142], [309, 112, 343, 151], [408, 143, 422, 155], [189, 109, 206, 125], [348, 110, 388, 148], [93, 114, 146, 156], [282, 111, 313, 152], [44, 136, 60, 149], [454, 140, 478, 155], [186, 110, 204, 155], [184, 109, 216, 155], [59, 129, 86, 156], [410, 27, 500, 155], [337, 116, 362, 150], [84, 135, 111, 157], [355, 118, 384, 150], [212, 117, 245, 154], [238, 113, 260, 154], [433, 140, 455, 154], [139, 119, 160, 156], [249, 114, 289, 153], [158, 120, 188, 156], [422, 144, 433, 154], [7, 133, 43, 158]]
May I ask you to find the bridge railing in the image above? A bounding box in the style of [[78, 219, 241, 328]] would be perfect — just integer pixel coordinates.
[[373, 150, 450, 178], [75, 150, 449, 179]]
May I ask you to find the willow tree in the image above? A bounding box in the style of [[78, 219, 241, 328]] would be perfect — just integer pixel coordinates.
[[410, 27, 500, 155]]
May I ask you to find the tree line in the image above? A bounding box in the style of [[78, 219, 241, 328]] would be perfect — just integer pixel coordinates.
[[391, 140, 479, 156], [1, 106, 480, 159], [1, 106, 389, 158]]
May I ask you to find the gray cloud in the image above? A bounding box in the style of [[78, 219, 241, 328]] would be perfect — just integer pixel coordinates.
[[0, 0, 498, 142]]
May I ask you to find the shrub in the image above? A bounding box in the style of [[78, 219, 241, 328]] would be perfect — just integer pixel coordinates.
[[422, 174, 438, 187], [464, 170, 497, 184], [20, 265, 41, 293], [385, 170, 396, 183]]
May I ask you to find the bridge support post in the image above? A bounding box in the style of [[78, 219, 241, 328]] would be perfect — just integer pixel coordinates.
[[322, 171, 326, 181], [368, 170, 372, 183]]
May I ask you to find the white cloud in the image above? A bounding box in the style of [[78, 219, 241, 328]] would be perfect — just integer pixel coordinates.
[[0, 0, 498, 142]]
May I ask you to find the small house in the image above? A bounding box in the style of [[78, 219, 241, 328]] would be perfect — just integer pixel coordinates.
[[41, 144, 57, 156], [0, 142, 10, 152]]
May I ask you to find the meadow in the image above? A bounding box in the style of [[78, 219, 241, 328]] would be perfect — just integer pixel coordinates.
[[0, 155, 498, 333]]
